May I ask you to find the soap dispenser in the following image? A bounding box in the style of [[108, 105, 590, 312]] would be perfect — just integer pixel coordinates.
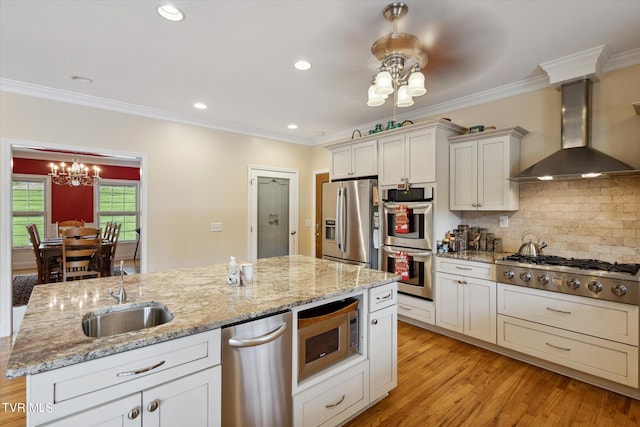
[[227, 256, 240, 285]]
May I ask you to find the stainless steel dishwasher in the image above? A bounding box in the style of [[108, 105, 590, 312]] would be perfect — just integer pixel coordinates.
[[222, 311, 292, 427]]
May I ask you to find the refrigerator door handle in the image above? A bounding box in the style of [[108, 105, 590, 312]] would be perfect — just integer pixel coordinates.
[[335, 187, 342, 250], [337, 187, 347, 251]]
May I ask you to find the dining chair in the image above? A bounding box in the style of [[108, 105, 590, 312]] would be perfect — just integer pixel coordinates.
[[26, 223, 61, 284], [61, 227, 102, 281], [102, 221, 114, 241], [104, 223, 121, 276], [57, 219, 85, 237]]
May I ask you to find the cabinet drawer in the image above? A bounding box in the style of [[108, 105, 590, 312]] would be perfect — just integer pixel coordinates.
[[28, 329, 221, 418], [369, 282, 397, 312], [397, 293, 434, 325], [498, 315, 638, 387], [498, 284, 638, 345], [294, 360, 369, 427], [436, 258, 494, 280]]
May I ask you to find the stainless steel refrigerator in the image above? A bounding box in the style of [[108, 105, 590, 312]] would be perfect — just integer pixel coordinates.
[[322, 179, 378, 268]]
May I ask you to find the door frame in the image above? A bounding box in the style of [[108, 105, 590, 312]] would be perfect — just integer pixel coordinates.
[[247, 165, 299, 260], [313, 170, 330, 258], [0, 138, 147, 337]]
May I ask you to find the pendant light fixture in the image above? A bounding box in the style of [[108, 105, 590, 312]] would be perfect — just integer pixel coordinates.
[[367, 3, 427, 108]]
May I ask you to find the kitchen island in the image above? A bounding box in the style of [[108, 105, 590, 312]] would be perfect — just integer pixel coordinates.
[[7, 255, 399, 426]]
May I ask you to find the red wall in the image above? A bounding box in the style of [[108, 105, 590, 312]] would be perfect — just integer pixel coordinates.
[[13, 157, 140, 224]]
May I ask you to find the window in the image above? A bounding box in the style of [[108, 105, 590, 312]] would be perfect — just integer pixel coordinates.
[[12, 178, 46, 248], [97, 182, 139, 241]]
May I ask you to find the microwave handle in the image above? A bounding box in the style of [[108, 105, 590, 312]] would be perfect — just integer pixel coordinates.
[[227, 322, 288, 348], [382, 246, 432, 257]]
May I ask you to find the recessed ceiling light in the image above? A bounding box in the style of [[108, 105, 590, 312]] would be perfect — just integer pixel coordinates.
[[294, 60, 311, 71], [71, 76, 93, 84], [157, 4, 184, 22], [194, 102, 207, 110], [288, 124, 298, 130]]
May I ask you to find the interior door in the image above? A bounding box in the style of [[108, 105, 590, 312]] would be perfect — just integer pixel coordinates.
[[249, 167, 298, 260], [314, 172, 329, 258], [257, 177, 290, 258]]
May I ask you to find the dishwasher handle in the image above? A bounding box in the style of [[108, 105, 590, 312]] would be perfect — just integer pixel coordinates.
[[228, 322, 288, 348]]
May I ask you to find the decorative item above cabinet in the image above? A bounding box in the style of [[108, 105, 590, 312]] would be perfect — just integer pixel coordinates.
[[449, 126, 527, 211]]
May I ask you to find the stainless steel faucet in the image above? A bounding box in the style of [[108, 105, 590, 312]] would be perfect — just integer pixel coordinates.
[[109, 260, 127, 304]]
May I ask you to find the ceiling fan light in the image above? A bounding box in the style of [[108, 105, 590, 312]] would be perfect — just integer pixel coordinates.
[[396, 85, 414, 107], [374, 71, 394, 96], [408, 71, 426, 97], [367, 84, 386, 107]]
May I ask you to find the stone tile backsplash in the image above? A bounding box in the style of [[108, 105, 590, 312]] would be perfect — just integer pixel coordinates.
[[461, 176, 640, 264]]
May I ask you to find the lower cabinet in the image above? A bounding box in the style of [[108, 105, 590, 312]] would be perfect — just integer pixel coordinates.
[[497, 283, 639, 387], [293, 360, 370, 427], [27, 330, 221, 427], [369, 305, 397, 401], [435, 271, 497, 344], [397, 293, 435, 325], [44, 367, 221, 427]]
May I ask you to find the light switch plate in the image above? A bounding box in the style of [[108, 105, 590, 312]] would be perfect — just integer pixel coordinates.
[[304, 219, 312, 227], [499, 216, 509, 228], [210, 222, 223, 232]]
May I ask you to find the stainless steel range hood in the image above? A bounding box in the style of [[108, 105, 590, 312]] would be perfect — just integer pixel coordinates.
[[511, 79, 639, 181]]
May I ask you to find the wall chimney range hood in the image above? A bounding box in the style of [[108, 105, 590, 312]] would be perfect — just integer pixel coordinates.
[[511, 46, 639, 182]]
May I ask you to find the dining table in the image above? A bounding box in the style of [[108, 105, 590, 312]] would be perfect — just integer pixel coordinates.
[[39, 237, 113, 283]]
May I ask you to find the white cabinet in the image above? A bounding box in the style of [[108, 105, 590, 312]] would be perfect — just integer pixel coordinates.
[[497, 283, 639, 387], [379, 127, 437, 185], [44, 368, 220, 427], [435, 258, 496, 344], [368, 283, 397, 401], [449, 127, 527, 211], [27, 330, 221, 427], [293, 360, 370, 427], [397, 293, 435, 325], [328, 140, 378, 180]]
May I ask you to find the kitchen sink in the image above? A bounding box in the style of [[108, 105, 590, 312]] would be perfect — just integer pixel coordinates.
[[82, 302, 174, 338]]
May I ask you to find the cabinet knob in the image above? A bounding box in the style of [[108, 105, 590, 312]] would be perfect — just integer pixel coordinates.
[[147, 400, 160, 412], [128, 407, 140, 419], [371, 319, 378, 325]]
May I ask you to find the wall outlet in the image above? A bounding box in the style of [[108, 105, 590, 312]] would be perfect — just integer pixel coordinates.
[[499, 216, 509, 228], [210, 222, 223, 232]]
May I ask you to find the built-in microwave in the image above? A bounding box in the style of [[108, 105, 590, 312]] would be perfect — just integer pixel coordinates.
[[297, 298, 359, 380]]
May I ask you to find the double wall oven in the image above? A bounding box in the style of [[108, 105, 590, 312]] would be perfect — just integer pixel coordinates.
[[381, 186, 434, 300]]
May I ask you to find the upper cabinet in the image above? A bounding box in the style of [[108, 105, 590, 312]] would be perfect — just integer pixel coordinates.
[[378, 120, 466, 186], [449, 126, 527, 211], [328, 140, 378, 180]]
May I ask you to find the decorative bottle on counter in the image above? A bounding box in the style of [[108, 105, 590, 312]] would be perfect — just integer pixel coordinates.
[[227, 256, 240, 285]]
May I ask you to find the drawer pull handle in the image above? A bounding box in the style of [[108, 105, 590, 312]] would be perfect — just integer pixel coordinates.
[[456, 280, 468, 285], [455, 266, 473, 270], [117, 360, 166, 377], [147, 400, 160, 412], [128, 407, 140, 420], [546, 342, 571, 351], [399, 305, 412, 311], [325, 394, 346, 408], [546, 307, 571, 315], [376, 292, 392, 301]]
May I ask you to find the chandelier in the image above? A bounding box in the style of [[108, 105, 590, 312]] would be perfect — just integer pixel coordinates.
[[367, 3, 427, 108], [49, 158, 101, 187]]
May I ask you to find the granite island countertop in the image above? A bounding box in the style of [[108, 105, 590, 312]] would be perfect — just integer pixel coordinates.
[[6, 255, 399, 378]]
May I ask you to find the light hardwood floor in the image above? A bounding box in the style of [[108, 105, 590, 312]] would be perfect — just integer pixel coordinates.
[[2, 321, 639, 426]]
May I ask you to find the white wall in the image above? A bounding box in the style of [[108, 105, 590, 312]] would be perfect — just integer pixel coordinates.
[[1, 93, 314, 273]]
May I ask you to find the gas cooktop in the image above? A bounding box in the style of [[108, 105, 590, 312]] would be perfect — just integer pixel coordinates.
[[501, 254, 640, 276], [496, 254, 639, 305]]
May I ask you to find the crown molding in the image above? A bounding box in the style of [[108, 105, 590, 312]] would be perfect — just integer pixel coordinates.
[[0, 79, 313, 146], [2, 48, 639, 147]]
